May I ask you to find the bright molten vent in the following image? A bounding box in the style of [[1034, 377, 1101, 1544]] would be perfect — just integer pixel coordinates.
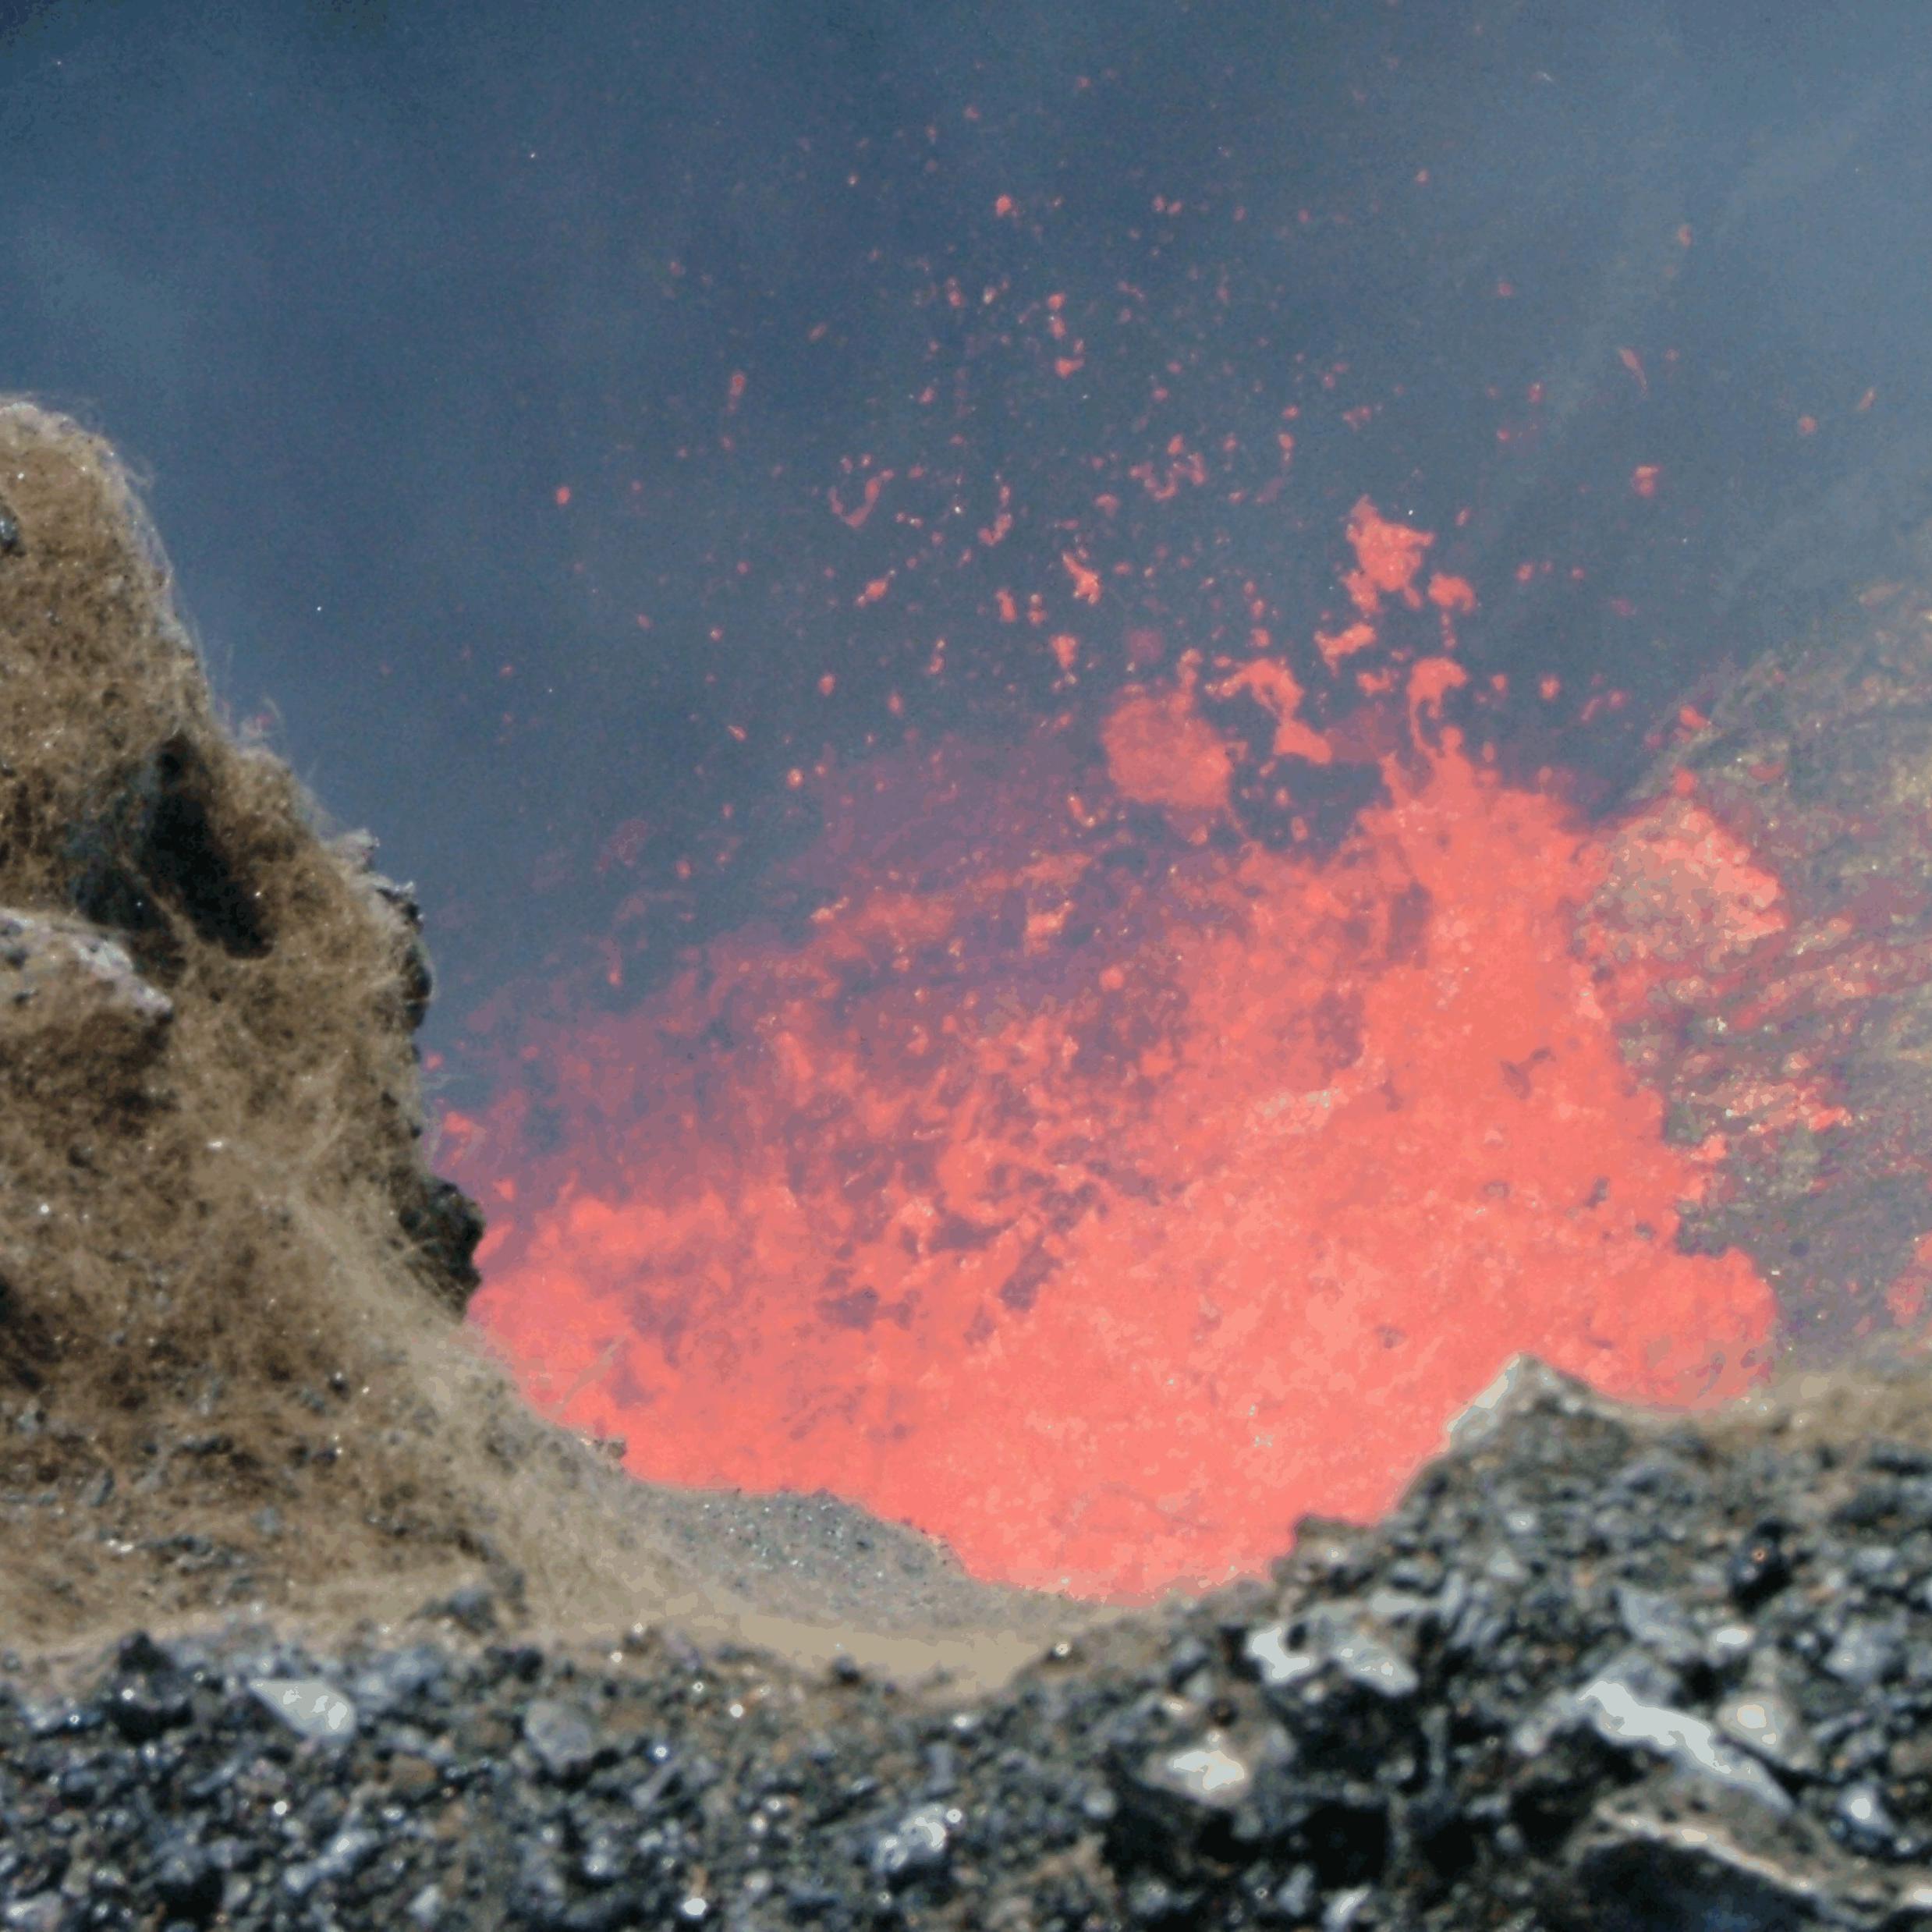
[[443, 503, 1799, 1603]]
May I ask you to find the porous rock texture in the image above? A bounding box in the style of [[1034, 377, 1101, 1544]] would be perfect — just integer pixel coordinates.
[[1597, 518, 1932, 1370], [7, 1352, 1932, 1929], [5, 404, 1932, 1927]]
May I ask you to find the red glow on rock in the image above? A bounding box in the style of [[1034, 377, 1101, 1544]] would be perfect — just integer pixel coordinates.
[[1581, 793, 1786, 975], [446, 626, 1778, 1601]]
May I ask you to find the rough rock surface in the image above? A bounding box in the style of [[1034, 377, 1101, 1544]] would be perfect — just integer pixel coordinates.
[[1592, 530, 1932, 1367], [8, 1352, 1932, 1927]]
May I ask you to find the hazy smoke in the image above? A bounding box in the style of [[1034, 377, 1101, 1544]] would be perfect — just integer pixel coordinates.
[[1, 0, 1928, 1089]]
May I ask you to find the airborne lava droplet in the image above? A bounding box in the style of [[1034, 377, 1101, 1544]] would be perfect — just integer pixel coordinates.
[[1101, 665, 1235, 828], [1061, 552, 1103, 604], [1341, 497, 1432, 615]]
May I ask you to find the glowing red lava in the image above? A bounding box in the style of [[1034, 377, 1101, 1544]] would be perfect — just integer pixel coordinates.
[[443, 505, 1778, 1604]]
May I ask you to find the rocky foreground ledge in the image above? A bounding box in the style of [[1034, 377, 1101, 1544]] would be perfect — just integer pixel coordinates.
[[6, 1354, 1932, 1932]]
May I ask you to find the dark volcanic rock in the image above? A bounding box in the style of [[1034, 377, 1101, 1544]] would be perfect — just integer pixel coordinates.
[[5, 1355, 1932, 1928]]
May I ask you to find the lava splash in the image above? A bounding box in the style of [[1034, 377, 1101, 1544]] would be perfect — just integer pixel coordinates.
[[443, 580, 1775, 1601]]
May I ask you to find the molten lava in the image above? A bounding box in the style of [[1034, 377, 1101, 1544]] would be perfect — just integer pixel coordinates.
[[444, 505, 1779, 1604]]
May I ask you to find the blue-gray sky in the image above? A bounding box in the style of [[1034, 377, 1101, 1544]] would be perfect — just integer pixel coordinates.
[[2, 0, 1929, 1093]]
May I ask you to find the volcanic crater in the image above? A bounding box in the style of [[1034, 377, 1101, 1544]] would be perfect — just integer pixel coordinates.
[[7, 402, 1932, 1927]]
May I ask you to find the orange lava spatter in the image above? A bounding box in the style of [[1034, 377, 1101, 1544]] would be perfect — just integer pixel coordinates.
[[443, 644, 1777, 1602]]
